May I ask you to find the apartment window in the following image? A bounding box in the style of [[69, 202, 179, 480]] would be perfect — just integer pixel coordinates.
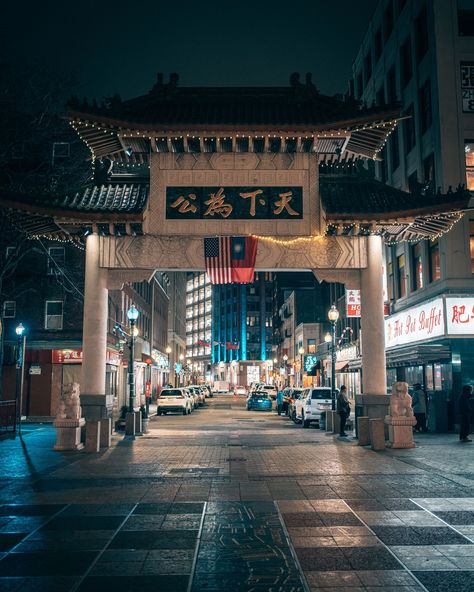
[[5, 246, 16, 259], [415, 3, 429, 62], [465, 141, 474, 189], [419, 79, 432, 134], [400, 37, 412, 88], [396, 254, 406, 298], [45, 300, 63, 330], [458, 4, 474, 36], [2, 301, 16, 318], [47, 247, 65, 275], [404, 104, 416, 153], [429, 239, 441, 282], [387, 65, 397, 103], [470, 221, 474, 274], [374, 27, 382, 63], [364, 51, 372, 84], [390, 127, 400, 172], [423, 153, 436, 189], [387, 261, 394, 301], [412, 243, 424, 291], [384, 1, 394, 41]]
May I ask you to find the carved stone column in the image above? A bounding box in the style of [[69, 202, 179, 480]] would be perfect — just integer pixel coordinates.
[[80, 233, 112, 422], [357, 235, 390, 420]]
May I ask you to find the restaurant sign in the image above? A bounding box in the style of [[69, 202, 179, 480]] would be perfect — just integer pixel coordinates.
[[461, 62, 474, 113], [166, 186, 303, 220], [446, 297, 474, 335], [346, 289, 361, 317], [385, 298, 444, 348]]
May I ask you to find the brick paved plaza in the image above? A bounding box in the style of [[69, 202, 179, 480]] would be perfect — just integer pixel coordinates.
[[1, 396, 474, 592]]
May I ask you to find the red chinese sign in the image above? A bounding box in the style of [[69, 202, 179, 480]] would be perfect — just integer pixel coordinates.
[[52, 349, 83, 364], [346, 289, 361, 317], [446, 297, 474, 335]]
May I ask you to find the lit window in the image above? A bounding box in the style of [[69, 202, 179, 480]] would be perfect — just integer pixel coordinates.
[[412, 243, 424, 290], [470, 221, 474, 273], [397, 254, 406, 298], [2, 301, 16, 318], [465, 142, 474, 190], [429, 239, 441, 282]]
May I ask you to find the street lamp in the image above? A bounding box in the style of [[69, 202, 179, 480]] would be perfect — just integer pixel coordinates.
[[298, 346, 305, 387], [283, 354, 288, 386], [127, 305, 139, 413], [179, 353, 184, 386], [15, 323, 26, 433], [327, 304, 339, 410], [166, 346, 172, 385]]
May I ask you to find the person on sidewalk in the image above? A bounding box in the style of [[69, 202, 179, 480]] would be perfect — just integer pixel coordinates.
[[337, 385, 350, 436], [459, 384, 473, 442], [276, 389, 284, 415], [412, 383, 428, 432]]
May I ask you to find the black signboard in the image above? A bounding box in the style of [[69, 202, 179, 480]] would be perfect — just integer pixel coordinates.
[[461, 62, 474, 113], [166, 186, 303, 220]]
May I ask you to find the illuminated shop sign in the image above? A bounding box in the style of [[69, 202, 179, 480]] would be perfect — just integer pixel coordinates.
[[446, 297, 474, 335], [385, 298, 445, 348]]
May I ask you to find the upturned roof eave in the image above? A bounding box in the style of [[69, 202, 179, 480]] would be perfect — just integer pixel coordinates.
[[325, 199, 469, 221]]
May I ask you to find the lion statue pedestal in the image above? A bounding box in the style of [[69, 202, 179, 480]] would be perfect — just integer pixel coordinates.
[[384, 381, 416, 449], [54, 382, 85, 451]]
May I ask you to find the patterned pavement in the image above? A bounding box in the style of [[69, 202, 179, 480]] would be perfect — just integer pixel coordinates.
[[0, 395, 473, 591]]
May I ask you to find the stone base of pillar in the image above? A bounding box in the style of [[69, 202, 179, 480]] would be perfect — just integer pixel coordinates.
[[80, 394, 114, 420], [356, 394, 390, 419], [85, 420, 101, 453], [100, 418, 112, 448], [125, 413, 136, 437], [357, 416, 371, 446], [369, 418, 385, 451], [54, 418, 85, 451], [385, 416, 416, 448]]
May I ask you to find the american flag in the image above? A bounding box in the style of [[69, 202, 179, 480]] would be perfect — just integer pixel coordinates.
[[204, 236, 258, 285]]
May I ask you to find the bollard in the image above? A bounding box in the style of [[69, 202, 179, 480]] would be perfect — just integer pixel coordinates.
[[357, 416, 370, 446], [85, 420, 101, 453], [326, 410, 334, 432], [125, 412, 136, 437], [100, 418, 112, 448], [332, 413, 341, 435], [369, 418, 385, 451]]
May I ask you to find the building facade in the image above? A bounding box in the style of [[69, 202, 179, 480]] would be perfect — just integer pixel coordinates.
[[351, 0, 474, 429], [185, 272, 212, 384]]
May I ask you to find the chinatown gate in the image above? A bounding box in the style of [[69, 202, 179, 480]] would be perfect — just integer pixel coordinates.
[[2, 74, 469, 448]]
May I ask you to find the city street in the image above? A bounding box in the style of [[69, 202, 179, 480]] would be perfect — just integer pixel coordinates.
[[1, 396, 474, 591]]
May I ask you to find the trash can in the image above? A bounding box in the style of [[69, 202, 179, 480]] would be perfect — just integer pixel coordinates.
[[355, 402, 364, 438]]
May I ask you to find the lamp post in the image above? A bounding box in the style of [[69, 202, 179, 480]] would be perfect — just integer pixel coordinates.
[[298, 346, 305, 388], [179, 353, 184, 386], [15, 323, 26, 433], [273, 357, 278, 386], [283, 354, 288, 386], [127, 306, 139, 413], [166, 346, 172, 385], [327, 304, 340, 410]]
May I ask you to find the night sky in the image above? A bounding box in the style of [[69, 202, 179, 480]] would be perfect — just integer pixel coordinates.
[[4, 0, 378, 102]]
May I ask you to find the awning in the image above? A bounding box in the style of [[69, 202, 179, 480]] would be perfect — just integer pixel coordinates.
[[386, 343, 451, 367], [335, 361, 349, 371]]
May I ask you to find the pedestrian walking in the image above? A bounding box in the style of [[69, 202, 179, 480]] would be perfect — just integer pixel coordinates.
[[276, 389, 284, 416], [412, 383, 428, 432], [459, 384, 473, 442], [336, 385, 351, 436]]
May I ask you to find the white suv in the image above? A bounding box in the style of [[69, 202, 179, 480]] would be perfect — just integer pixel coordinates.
[[260, 384, 277, 400], [157, 388, 192, 415], [294, 387, 337, 428]]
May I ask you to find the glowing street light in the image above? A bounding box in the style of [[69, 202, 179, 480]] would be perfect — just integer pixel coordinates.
[[15, 323, 26, 433], [327, 305, 339, 410], [127, 306, 139, 413]]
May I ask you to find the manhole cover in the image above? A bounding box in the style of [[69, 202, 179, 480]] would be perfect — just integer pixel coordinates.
[[227, 458, 247, 462], [169, 468, 220, 474]]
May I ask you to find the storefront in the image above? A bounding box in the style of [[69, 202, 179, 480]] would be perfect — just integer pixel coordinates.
[[385, 296, 474, 432]]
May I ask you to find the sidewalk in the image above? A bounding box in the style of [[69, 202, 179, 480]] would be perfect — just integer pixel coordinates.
[[0, 399, 473, 592]]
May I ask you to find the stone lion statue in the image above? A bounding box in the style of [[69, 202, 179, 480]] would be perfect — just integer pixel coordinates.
[[57, 382, 82, 420], [389, 381, 414, 418]]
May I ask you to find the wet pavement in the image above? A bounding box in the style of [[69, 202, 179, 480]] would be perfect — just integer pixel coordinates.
[[1, 395, 474, 591]]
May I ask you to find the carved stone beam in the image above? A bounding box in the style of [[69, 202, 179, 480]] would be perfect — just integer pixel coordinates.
[[312, 269, 361, 290]]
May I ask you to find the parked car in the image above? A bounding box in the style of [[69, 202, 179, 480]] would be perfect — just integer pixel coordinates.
[[234, 385, 247, 396], [260, 384, 278, 400], [157, 388, 192, 415], [246, 391, 273, 411], [186, 387, 202, 408], [201, 385, 213, 398], [294, 387, 338, 428], [188, 385, 206, 406], [284, 387, 303, 416]]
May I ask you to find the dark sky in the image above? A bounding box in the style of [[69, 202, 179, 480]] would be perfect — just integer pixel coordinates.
[[4, 0, 378, 102]]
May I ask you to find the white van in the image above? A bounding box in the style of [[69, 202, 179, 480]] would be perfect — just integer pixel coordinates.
[[294, 387, 338, 428]]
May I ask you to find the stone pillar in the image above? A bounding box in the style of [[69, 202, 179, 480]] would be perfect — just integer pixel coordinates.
[[80, 234, 112, 422], [357, 236, 390, 420]]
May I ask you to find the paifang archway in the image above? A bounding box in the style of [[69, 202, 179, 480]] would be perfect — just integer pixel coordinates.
[[2, 74, 469, 446]]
